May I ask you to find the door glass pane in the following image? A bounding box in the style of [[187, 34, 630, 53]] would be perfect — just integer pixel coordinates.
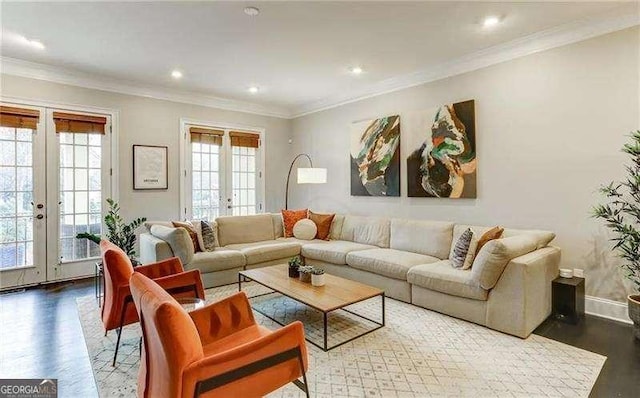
[[231, 146, 258, 216], [59, 131, 102, 262], [0, 127, 34, 269], [191, 139, 220, 220]]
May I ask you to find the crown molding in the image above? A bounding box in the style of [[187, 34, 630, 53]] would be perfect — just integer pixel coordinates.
[[291, 7, 640, 118], [1, 6, 637, 121], [0, 57, 292, 119]]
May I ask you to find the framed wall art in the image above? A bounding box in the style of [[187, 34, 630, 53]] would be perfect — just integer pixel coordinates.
[[350, 115, 401, 196], [406, 100, 476, 198], [133, 145, 168, 190]]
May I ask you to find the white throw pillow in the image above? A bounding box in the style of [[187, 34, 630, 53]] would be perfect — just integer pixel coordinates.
[[293, 219, 317, 240]]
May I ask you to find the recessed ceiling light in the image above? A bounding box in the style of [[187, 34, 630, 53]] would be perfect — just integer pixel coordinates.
[[483, 16, 500, 28], [244, 6, 260, 16], [349, 66, 363, 75], [19, 36, 45, 50], [248, 86, 259, 94], [171, 70, 183, 79]]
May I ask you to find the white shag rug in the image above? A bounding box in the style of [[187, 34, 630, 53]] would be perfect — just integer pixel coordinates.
[[77, 283, 606, 398]]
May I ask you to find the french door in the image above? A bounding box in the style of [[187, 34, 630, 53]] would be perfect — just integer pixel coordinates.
[[0, 103, 112, 290], [182, 123, 263, 220]]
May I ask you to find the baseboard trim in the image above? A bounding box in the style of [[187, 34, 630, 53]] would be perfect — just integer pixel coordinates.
[[585, 295, 632, 324]]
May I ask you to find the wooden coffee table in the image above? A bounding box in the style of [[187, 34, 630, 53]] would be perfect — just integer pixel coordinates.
[[239, 264, 385, 351]]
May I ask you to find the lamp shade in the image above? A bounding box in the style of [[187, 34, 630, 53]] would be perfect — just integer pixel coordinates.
[[297, 168, 327, 184]]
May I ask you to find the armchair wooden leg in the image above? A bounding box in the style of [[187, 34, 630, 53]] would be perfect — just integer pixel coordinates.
[[113, 296, 133, 366]]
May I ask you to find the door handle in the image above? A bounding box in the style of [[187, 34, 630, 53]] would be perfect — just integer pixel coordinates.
[[36, 214, 44, 220]]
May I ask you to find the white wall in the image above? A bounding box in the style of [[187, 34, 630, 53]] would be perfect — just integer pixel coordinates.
[[0, 75, 292, 221], [290, 27, 640, 303]]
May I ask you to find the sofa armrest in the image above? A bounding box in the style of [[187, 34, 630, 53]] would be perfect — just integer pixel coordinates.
[[486, 246, 561, 338], [139, 233, 174, 265]]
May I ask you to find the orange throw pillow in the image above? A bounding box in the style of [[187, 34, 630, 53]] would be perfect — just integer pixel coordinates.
[[309, 211, 335, 240], [172, 221, 201, 252], [475, 226, 504, 255], [282, 209, 308, 238]]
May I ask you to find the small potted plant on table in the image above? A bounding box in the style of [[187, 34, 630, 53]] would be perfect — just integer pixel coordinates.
[[288, 255, 303, 278], [298, 265, 313, 283], [311, 267, 326, 287]]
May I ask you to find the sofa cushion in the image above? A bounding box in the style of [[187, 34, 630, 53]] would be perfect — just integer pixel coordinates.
[[450, 228, 476, 269], [271, 213, 284, 238], [282, 209, 308, 238], [187, 249, 246, 273], [302, 240, 377, 265], [172, 220, 202, 252], [143, 220, 173, 232], [216, 214, 275, 246], [293, 219, 317, 240], [346, 248, 440, 281], [309, 211, 335, 240], [471, 235, 540, 289], [150, 225, 194, 266], [390, 219, 454, 259], [340, 216, 390, 248], [225, 240, 301, 265], [277, 237, 328, 245], [475, 226, 504, 255], [407, 260, 488, 301], [329, 214, 345, 240], [451, 224, 554, 256], [200, 220, 219, 251], [502, 228, 555, 249]]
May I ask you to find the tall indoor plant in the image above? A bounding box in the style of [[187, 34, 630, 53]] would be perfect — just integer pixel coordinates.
[[593, 130, 640, 339], [76, 198, 146, 265]]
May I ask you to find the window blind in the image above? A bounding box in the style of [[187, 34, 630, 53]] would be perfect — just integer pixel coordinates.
[[53, 112, 107, 134], [229, 131, 260, 148], [190, 127, 223, 146], [0, 106, 40, 129]]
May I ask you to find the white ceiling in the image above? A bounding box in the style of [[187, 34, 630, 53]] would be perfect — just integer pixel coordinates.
[[1, 1, 638, 118]]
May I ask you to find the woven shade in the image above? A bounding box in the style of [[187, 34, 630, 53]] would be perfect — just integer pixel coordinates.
[[190, 127, 223, 146], [0, 106, 40, 129], [53, 112, 107, 134], [230, 131, 260, 148]]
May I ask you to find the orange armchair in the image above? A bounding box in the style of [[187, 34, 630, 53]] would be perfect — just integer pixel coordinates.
[[129, 272, 309, 398], [100, 240, 205, 365]]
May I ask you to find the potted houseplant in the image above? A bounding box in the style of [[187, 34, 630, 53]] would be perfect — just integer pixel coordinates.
[[288, 255, 303, 278], [298, 265, 313, 283], [593, 130, 640, 339], [76, 198, 147, 266], [311, 267, 326, 287]]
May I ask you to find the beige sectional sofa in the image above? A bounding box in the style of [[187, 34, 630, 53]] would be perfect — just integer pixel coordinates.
[[139, 213, 560, 338]]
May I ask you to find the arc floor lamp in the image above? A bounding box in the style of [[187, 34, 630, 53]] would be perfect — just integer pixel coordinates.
[[285, 153, 327, 209]]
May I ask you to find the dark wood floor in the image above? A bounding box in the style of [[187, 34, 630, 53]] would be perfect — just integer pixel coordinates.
[[535, 315, 640, 397], [0, 279, 97, 398], [1, 279, 639, 397]]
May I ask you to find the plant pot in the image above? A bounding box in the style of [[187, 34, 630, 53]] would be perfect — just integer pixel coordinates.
[[311, 274, 325, 287], [288, 266, 299, 278], [299, 272, 311, 283], [628, 294, 640, 339]]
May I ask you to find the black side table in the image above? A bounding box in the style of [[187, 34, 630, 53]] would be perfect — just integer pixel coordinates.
[[95, 261, 104, 307], [552, 276, 585, 324]]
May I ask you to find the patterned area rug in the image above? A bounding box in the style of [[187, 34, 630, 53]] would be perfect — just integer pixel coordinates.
[[78, 283, 606, 397]]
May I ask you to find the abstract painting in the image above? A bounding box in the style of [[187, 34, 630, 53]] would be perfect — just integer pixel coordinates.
[[407, 100, 476, 198], [350, 115, 400, 196]]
